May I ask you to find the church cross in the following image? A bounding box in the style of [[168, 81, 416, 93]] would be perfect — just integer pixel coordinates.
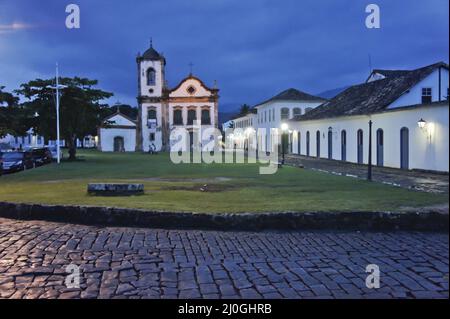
[[189, 62, 194, 75]]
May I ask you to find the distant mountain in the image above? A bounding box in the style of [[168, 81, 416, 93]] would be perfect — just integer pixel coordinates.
[[218, 102, 242, 125], [218, 111, 237, 125], [316, 86, 350, 99]]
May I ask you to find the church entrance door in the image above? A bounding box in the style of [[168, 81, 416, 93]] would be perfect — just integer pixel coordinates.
[[114, 136, 125, 152]]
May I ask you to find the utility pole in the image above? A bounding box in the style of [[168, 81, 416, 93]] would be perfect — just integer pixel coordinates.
[[368, 120, 373, 180], [55, 63, 61, 164], [49, 63, 67, 164]]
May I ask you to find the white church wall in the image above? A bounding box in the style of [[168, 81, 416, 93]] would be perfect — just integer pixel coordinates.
[[99, 128, 136, 152], [106, 114, 136, 126], [139, 60, 164, 98], [141, 103, 163, 152], [170, 78, 213, 98]]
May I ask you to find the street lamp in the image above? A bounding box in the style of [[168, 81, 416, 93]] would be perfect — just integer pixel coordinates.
[[418, 118, 427, 129], [48, 63, 67, 164], [281, 123, 289, 165]]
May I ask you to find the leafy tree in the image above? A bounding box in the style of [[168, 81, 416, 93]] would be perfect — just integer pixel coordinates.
[[239, 104, 251, 116], [106, 103, 138, 120], [0, 86, 30, 138], [16, 77, 112, 160]]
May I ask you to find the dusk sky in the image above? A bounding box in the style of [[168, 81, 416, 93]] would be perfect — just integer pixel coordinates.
[[0, 0, 448, 112]]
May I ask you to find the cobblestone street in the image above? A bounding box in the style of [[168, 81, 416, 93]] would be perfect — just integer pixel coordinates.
[[0, 218, 448, 299]]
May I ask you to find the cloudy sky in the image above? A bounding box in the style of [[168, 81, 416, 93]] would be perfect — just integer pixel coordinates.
[[0, 0, 448, 111]]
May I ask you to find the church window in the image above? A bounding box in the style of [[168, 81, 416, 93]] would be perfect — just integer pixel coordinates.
[[201, 109, 211, 125], [293, 108, 302, 117], [187, 85, 196, 95], [149, 133, 155, 141], [147, 68, 156, 86], [173, 109, 183, 125], [147, 108, 157, 128], [187, 109, 197, 125]]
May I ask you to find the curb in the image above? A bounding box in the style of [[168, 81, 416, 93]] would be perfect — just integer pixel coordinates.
[[0, 202, 448, 232]]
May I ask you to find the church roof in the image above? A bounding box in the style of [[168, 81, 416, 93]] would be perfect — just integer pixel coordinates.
[[254, 88, 325, 108], [294, 61, 448, 121], [142, 47, 162, 60], [101, 110, 137, 127], [138, 42, 165, 63]]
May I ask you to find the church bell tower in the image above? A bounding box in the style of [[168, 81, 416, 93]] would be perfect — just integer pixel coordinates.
[[136, 41, 167, 152]]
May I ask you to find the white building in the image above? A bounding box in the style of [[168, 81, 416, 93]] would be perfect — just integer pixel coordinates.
[[253, 88, 326, 152], [98, 43, 219, 152], [230, 112, 257, 149], [0, 129, 96, 150], [288, 62, 449, 172]]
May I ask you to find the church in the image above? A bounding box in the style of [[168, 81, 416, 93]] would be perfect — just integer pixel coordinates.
[[98, 43, 219, 152]]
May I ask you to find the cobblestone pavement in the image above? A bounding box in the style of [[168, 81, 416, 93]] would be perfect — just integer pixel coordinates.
[[0, 218, 448, 299], [286, 154, 449, 194]]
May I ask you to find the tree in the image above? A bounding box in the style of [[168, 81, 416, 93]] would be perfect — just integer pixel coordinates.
[[106, 103, 138, 120], [0, 86, 30, 138], [16, 77, 113, 160], [239, 104, 251, 116]]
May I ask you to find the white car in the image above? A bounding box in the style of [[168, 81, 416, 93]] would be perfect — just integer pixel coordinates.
[[47, 146, 64, 161]]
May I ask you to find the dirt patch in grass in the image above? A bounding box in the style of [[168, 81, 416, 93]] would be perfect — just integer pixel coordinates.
[[141, 177, 233, 183], [161, 183, 239, 192]]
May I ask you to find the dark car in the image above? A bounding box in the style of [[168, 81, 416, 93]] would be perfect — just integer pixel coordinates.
[[29, 147, 53, 166], [1, 151, 35, 173]]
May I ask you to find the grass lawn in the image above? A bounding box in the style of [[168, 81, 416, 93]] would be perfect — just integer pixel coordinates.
[[0, 149, 447, 213]]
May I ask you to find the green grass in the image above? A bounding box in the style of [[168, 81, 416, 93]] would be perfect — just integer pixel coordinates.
[[0, 149, 447, 213]]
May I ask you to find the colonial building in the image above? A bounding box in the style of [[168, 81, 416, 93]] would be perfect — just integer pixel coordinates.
[[0, 129, 96, 151], [98, 43, 219, 152], [232, 88, 325, 152], [287, 62, 449, 172]]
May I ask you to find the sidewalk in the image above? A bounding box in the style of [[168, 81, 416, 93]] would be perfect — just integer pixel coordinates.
[[286, 154, 449, 194]]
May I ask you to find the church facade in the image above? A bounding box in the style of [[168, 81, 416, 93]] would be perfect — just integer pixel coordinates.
[[98, 44, 219, 152]]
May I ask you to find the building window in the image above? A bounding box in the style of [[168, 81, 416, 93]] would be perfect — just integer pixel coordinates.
[[293, 108, 302, 117], [281, 108, 289, 120], [147, 108, 157, 128], [187, 109, 196, 125], [422, 88, 432, 104], [147, 68, 156, 86], [201, 109, 211, 125], [149, 133, 155, 141], [173, 109, 183, 125]]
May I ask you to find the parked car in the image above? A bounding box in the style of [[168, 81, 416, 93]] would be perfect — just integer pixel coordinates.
[[1, 151, 35, 173], [29, 147, 53, 166], [47, 146, 64, 161]]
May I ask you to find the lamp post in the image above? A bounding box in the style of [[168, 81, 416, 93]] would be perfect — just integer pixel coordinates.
[[368, 120, 373, 181], [48, 63, 67, 164], [281, 123, 289, 165]]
